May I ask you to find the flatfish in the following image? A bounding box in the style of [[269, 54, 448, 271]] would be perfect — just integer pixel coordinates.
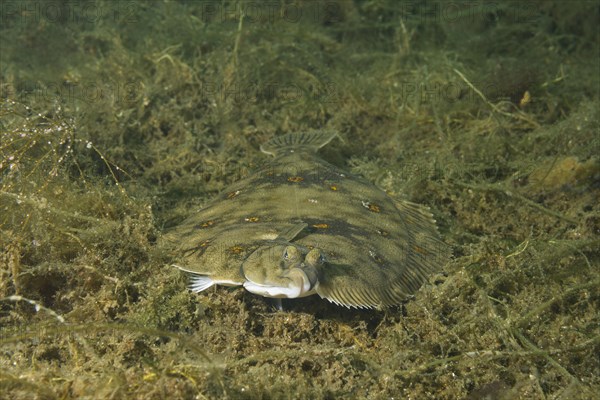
[[163, 131, 449, 308]]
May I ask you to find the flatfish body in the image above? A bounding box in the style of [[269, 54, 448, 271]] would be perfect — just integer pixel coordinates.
[[164, 131, 449, 308]]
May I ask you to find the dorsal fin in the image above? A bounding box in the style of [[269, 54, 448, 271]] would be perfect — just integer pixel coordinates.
[[260, 130, 340, 156]]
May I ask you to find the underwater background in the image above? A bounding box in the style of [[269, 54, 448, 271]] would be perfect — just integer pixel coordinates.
[[1, 1, 598, 398]]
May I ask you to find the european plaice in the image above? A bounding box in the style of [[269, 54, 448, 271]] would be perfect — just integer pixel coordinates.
[[163, 131, 450, 309]]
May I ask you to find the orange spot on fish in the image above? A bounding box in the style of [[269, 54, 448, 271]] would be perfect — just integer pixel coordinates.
[[229, 246, 244, 254], [312, 223, 329, 229], [413, 245, 428, 255], [362, 201, 381, 213]]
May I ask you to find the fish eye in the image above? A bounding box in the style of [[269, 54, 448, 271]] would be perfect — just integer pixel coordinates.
[[282, 246, 299, 262], [305, 248, 326, 267]]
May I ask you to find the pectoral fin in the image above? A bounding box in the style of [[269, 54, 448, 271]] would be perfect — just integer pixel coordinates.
[[276, 222, 308, 242]]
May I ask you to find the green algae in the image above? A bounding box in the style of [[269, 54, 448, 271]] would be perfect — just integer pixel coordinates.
[[1, 1, 598, 399]]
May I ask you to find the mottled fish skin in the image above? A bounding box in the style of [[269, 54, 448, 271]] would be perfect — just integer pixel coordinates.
[[163, 130, 450, 308]]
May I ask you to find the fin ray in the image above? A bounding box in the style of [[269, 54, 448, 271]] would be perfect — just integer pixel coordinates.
[[260, 130, 340, 156], [188, 274, 214, 292]]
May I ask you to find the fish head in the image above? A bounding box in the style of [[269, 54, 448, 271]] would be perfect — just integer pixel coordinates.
[[241, 243, 323, 298]]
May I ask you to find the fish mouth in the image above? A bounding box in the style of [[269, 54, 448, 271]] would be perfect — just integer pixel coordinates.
[[243, 268, 316, 299]]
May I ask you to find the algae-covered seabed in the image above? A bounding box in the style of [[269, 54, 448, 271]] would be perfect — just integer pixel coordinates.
[[1, 1, 599, 399]]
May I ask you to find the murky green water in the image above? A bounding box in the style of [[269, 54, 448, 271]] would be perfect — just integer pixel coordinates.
[[1, 1, 598, 398]]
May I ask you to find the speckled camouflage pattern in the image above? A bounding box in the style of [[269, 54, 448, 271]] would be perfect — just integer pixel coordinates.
[[164, 131, 449, 308]]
